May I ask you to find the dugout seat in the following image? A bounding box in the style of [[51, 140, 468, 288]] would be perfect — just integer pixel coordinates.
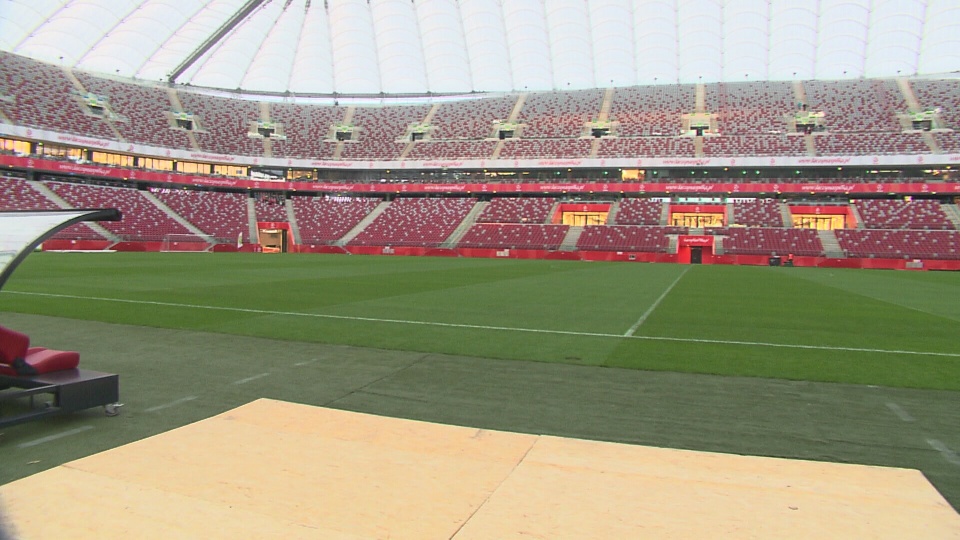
[[0, 325, 79, 376]]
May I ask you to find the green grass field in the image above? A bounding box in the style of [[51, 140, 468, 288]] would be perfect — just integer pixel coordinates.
[[3, 252, 960, 390], [2, 253, 960, 514]]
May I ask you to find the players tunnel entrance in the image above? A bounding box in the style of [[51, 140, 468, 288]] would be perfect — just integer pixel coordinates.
[[257, 221, 293, 253], [677, 235, 714, 264]]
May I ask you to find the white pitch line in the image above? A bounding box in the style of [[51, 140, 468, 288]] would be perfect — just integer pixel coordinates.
[[4, 290, 960, 358], [294, 358, 320, 367], [18, 425, 93, 449], [927, 439, 960, 467], [144, 395, 197, 412], [625, 266, 690, 337], [885, 402, 915, 422], [232, 372, 270, 385]]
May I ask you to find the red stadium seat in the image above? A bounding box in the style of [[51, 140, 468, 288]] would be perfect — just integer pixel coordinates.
[[0, 325, 79, 376]]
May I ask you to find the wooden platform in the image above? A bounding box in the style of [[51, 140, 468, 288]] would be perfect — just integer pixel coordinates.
[[1, 399, 958, 539]]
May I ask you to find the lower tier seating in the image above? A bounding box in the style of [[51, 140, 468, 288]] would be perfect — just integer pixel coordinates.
[[835, 229, 960, 259], [577, 226, 685, 252], [458, 223, 569, 250], [715, 227, 824, 256], [348, 197, 476, 247]]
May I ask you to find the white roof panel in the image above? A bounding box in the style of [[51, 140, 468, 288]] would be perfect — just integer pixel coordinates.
[[2, 0, 958, 95]]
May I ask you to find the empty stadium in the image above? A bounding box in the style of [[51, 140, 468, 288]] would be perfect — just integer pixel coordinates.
[[1, 0, 960, 537]]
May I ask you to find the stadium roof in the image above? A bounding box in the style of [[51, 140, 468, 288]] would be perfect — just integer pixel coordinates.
[[2, 0, 960, 96]]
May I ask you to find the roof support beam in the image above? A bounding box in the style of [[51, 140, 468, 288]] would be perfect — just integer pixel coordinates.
[[168, 0, 267, 83]]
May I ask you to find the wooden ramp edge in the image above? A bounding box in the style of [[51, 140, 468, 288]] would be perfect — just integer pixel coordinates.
[[1, 398, 958, 539]]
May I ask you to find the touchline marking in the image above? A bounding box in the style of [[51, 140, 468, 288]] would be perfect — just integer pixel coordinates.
[[625, 266, 690, 337], [885, 402, 915, 422], [232, 372, 270, 385], [5, 290, 960, 358], [927, 439, 960, 467], [145, 396, 197, 412], [18, 425, 93, 449]]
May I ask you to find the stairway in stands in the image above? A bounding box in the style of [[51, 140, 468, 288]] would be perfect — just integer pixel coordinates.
[[442, 201, 488, 248], [606, 201, 620, 225], [64, 67, 124, 142], [849, 203, 866, 228], [559, 226, 583, 251], [29, 180, 119, 241], [141, 190, 212, 242], [285, 198, 300, 243], [492, 94, 527, 159], [942, 203, 960, 230], [780, 204, 794, 227], [245, 197, 258, 241], [336, 200, 390, 246], [818, 230, 845, 258]]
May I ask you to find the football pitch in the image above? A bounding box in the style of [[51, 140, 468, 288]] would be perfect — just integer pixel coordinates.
[[4, 252, 960, 389], [1, 253, 959, 511]]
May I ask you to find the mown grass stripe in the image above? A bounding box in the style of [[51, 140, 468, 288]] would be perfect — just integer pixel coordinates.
[[5, 290, 960, 359]]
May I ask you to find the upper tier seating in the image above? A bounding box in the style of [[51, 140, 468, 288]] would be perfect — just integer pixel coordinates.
[[0, 175, 104, 240], [836, 229, 960, 259], [341, 105, 431, 160], [292, 196, 380, 244], [814, 132, 930, 155], [853, 200, 954, 230], [430, 96, 516, 139], [406, 140, 497, 160], [42, 180, 192, 241], [477, 197, 556, 224], [704, 81, 796, 135], [911, 79, 960, 131], [152, 189, 249, 241], [75, 73, 193, 150], [177, 91, 263, 156], [0, 52, 115, 140], [2, 50, 958, 162], [934, 132, 960, 153], [802, 79, 905, 132], [902, 80, 960, 152], [609, 85, 695, 137], [596, 137, 695, 158], [348, 197, 475, 247], [615, 199, 664, 225], [701, 134, 807, 156], [715, 227, 824, 256], [518, 90, 603, 138], [732, 200, 784, 227], [499, 139, 592, 159], [458, 223, 569, 250], [576, 225, 683, 252], [269, 102, 343, 159]]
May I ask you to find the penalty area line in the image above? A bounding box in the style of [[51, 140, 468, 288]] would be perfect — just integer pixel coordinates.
[[5, 290, 960, 359]]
